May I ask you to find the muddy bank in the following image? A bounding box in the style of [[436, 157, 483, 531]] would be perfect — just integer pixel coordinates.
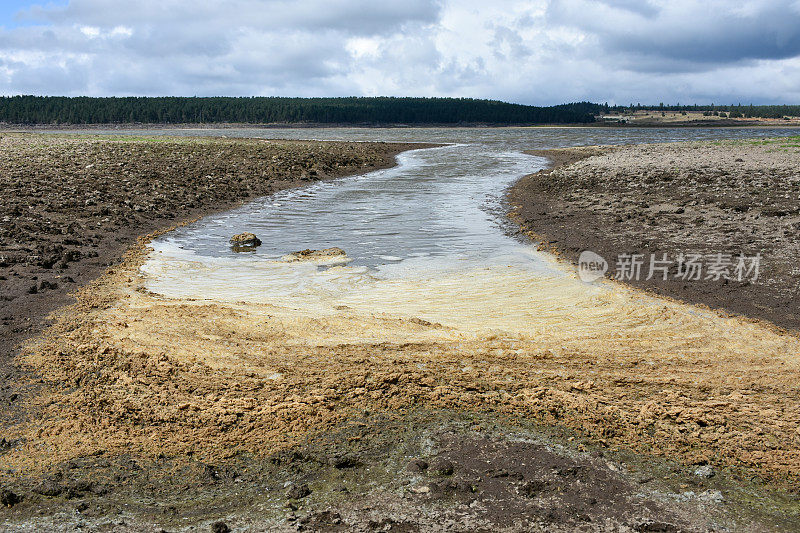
[[509, 137, 800, 331], [0, 133, 434, 367], [5, 408, 795, 531], [4, 132, 800, 530], [3, 211, 800, 528]]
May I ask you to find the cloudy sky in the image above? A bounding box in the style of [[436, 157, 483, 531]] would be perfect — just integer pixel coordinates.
[[1, 0, 799, 105]]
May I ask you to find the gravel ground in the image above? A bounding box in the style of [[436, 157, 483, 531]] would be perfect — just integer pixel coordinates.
[[510, 137, 800, 331]]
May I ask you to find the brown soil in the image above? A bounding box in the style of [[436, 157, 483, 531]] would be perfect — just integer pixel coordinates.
[[509, 137, 800, 331], [2, 134, 800, 530], [6, 407, 780, 531], [2, 223, 799, 529]]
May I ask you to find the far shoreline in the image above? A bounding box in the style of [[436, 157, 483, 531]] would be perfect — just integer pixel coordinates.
[[3, 120, 800, 131]]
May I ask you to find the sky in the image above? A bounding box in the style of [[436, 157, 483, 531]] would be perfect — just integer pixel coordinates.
[[0, 0, 799, 105]]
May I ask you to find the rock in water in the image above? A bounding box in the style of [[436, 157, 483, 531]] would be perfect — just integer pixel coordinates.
[[230, 232, 262, 252], [282, 247, 348, 263]]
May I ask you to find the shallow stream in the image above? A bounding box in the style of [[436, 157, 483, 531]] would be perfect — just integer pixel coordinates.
[[46, 125, 780, 333]]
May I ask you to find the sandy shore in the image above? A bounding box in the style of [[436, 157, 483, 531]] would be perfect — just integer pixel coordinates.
[[510, 137, 800, 331]]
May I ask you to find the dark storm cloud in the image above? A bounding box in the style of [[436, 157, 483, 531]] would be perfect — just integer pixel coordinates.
[[547, 0, 800, 69]]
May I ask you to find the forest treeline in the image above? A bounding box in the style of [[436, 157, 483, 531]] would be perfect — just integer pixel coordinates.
[[0, 96, 601, 125], [2, 96, 797, 125]]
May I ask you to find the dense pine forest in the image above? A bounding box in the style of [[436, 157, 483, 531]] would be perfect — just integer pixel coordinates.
[[2, 96, 797, 125], [0, 96, 601, 125]]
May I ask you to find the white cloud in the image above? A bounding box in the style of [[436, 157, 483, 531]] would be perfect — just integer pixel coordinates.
[[0, 0, 799, 104], [346, 37, 381, 59], [79, 25, 98, 38], [109, 25, 132, 37]]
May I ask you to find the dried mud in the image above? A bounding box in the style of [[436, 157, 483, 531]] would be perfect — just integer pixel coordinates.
[[3, 226, 800, 528], [3, 135, 800, 530], [509, 137, 800, 331]]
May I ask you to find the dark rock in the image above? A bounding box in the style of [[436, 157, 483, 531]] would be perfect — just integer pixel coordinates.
[[286, 483, 311, 500], [407, 458, 428, 473], [1, 488, 21, 507], [229, 232, 262, 249], [211, 521, 230, 533]]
